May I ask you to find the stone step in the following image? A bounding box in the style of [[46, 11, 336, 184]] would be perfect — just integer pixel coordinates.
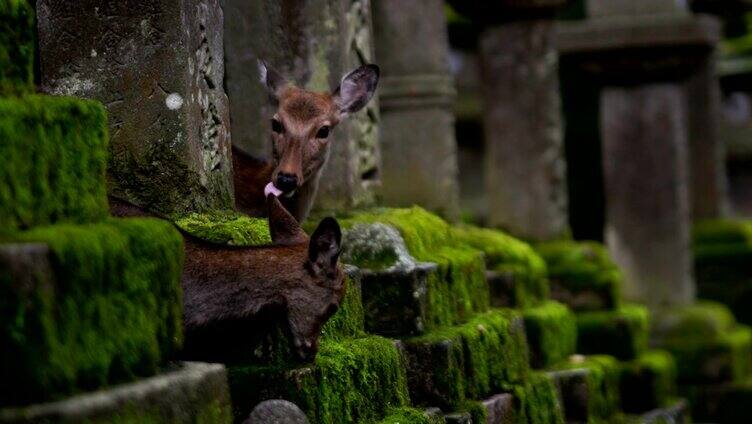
[[682, 378, 752, 423], [619, 350, 677, 414], [0, 362, 231, 423], [0, 0, 34, 96], [521, 301, 578, 369], [0, 219, 184, 407], [633, 398, 690, 424], [547, 355, 621, 423], [576, 304, 650, 360], [0, 95, 109, 232], [535, 241, 623, 312]]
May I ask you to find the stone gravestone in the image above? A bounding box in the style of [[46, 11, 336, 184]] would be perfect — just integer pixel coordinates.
[[373, 0, 460, 221], [222, 0, 380, 213], [37, 0, 234, 215]]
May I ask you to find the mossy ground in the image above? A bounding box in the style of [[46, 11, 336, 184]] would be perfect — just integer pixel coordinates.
[[0, 218, 184, 407], [522, 301, 578, 369], [0, 0, 34, 96], [576, 304, 649, 360], [173, 211, 271, 246], [535, 241, 622, 311], [0, 95, 110, 234], [619, 350, 676, 413]]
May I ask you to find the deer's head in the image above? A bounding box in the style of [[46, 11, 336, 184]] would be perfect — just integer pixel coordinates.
[[259, 61, 379, 196]]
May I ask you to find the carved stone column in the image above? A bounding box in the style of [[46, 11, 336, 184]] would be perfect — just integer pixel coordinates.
[[37, 0, 234, 215], [373, 0, 460, 221]]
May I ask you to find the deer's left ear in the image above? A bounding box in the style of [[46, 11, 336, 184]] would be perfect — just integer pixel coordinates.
[[308, 217, 342, 277], [332, 64, 379, 118]]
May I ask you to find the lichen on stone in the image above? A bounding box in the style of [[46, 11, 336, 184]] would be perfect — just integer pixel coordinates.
[[341, 222, 418, 271], [173, 210, 271, 246]]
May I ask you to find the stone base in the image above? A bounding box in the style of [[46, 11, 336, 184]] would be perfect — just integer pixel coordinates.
[[635, 399, 690, 424], [547, 355, 621, 423], [576, 304, 650, 361], [619, 351, 677, 413], [683, 379, 752, 423], [522, 301, 578, 369], [0, 362, 231, 423], [481, 393, 516, 424]]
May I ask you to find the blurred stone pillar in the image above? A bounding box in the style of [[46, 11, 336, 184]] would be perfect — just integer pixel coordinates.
[[559, 0, 721, 307], [221, 0, 380, 213], [471, 0, 569, 241], [373, 0, 460, 221], [37, 0, 234, 215]]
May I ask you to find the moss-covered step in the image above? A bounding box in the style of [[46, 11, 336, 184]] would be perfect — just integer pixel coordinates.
[[228, 335, 409, 423], [576, 304, 650, 360], [619, 350, 677, 414], [548, 355, 621, 423], [682, 378, 752, 423], [651, 301, 752, 384], [0, 218, 184, 407], [693, 219, 752, 327], [0, 0, 34, 96], [629, 399, 689, 424], [377, 407, 446, 424], [514, 372, 565, 424], [521, 301, 578, 369], [0, 362, 231, 423], [402, 310, 530, 410], [0, 95, 109, 234], [535, 241, 622, 311]]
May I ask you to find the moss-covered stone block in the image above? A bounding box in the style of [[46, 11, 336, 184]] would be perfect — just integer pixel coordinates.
[[320, 267, 365, 341], [683, 378, 752, 423], [403, 310, 530, 410], [522, 301, 578, 369], [377, 407, 446, 424], [513, 372, 565, 424], [549, 355, 621, 423], [632, 398, 689, 424], [693, 219, 752, 327], [619, 350, 677, 413], [173, 211, 271, 246], [0, 95, 109, 234], [453, 225, 549, 308], [535, 241, 622, 312], [228, 335, 410, 423], [0, 362, 232, 423], [480, 393, 516, 424], [651, 301, 752, 384], [0, 0, 34, 96], [0, 218, 184, 407], [576, 304, 650, 360]]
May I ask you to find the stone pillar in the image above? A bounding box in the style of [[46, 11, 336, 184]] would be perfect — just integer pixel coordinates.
[[477, 3, 568, 240], [37, 0, 234, 215], [601, 85, 694, 306], [558, 0, 721, 307], [373, 0, 460, 221], [221, 0, 379, 212]]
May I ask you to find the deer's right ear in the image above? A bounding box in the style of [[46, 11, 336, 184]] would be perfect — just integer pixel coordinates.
[[308, 217, 342, 278], [258, 59, 288, 103]]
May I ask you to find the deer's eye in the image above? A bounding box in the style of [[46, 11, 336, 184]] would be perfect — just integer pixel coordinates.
[[316, 126, 330, 139], [271, 118, 284, 134]]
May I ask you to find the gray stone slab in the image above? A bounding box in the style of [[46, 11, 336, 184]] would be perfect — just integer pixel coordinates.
[[0, 362, 231, 423], [37, 0, 233, 215], [546, 368, 590, 424], [480, 20, 568, 241], [444, 412, 471, 424], [482, 393, 516, 424], [601, 84, 695, 307], [587, 0, 689, 18]]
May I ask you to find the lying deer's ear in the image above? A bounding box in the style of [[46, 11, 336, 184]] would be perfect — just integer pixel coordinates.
[[258, 59, 288, 104], [308, 217, 342, 277], [267, 194, 307, 245], [332, 64, 379, 118]]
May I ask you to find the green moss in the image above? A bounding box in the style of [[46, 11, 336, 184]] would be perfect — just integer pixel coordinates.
[[228, 336, 410, 423], [535, 241, 622, 311], [0, 95, 110, 235], [320, 271, 365, 341], [404, 309, 530, 409], [576, 304, 649, 360], [513, 372, 565, 424], [619, 350, 676, 413], [0, 218, 184, 406], [522, 301, 578, 369], [551, 355, 621, 422], [694, 219, 752, 245], [173, 211, 271, 246], [652, 301, 736, 343], [453, 225, 549, 308], [377, 407, 445, 424], [0, 0, 34, 96], [457, 400, 488, 423]]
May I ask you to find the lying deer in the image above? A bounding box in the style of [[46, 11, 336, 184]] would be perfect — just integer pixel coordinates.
[[233, 61, 380, 222]]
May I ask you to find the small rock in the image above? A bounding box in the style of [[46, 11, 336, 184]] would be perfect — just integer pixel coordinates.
[[244, 399, 309, 424]]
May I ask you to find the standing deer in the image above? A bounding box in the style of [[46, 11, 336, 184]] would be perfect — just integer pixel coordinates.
[[233, 61, 380, 222]]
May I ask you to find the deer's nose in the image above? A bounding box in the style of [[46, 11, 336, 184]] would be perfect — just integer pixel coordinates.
[[275, 173, 298, 193]]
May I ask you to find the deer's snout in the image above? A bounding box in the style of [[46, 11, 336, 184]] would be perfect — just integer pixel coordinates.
[[275, 172, 298, 193]]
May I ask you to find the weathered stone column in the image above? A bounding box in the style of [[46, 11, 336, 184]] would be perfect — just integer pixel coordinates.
[[37, 0, 234, 215], [471, 0, 568, 240], [373, 0, 460, 221], [221, 0, 380, 212], [559, 0, 721, 307]]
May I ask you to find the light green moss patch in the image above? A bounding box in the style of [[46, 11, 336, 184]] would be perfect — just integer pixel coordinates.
[[535, 241, 622, 311], [551, 355, 621, 421], [453, 225, 549, 308], [694, 219, 752, 245], [522, 301, 578, 369], [0, 95, 110, 234], [173, 211, 271, 246], [0, 218, 184, 407], [377, 407, 445, 424], [0, 0, 34, 96], [652, 301, 735, 343], [619, 350, 676, 413], [576, 304, 649, 360], [320, 271, 365, 341]]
